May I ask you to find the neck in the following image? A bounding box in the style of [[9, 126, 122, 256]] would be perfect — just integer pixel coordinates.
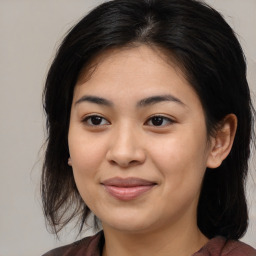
[[102, 221, 208, 256]]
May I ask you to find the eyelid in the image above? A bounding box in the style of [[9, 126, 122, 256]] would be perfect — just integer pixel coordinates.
[[81, 114, 111, 126], [80, 113, 175, 127], [144, 114, 175, 127]]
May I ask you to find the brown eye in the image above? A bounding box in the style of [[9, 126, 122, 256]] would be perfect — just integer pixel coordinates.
[[151, 116, 164, 126], [146, 115, 173, 127], [83, 115, 110, 126]]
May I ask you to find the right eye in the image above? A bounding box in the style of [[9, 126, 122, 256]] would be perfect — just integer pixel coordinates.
[[82, 115, 110, 126]]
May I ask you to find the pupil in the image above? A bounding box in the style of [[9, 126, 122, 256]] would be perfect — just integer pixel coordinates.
[[91, 116, 102, 125], [152, 117, 163, 126]]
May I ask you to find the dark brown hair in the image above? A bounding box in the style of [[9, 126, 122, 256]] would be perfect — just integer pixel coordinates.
[[42, 0, 254, 239]]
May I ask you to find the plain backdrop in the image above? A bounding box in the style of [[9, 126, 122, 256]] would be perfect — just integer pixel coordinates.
[[0, 1, 255, 255]]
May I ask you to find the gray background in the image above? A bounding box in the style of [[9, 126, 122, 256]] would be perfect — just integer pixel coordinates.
[[0, 0, 255, 255]]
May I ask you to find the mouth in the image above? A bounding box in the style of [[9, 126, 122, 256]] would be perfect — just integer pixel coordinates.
[[101, 177, 157, 201]]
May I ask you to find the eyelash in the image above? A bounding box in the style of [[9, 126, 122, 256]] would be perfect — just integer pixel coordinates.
[[82, 115, 174, 127], [145, 115, 174, 127], [82, 115, 110, 126]]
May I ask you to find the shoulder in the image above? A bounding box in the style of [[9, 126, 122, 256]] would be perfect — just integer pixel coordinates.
[[195, 236, 256, 256], [222, 239, 256, 256], [42, 231, 104, 256]]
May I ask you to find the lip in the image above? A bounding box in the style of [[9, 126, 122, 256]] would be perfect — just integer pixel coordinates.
[[101, 177, 156, 201]]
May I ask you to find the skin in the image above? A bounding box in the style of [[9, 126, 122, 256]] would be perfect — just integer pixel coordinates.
[[68, 45, 236, 256]]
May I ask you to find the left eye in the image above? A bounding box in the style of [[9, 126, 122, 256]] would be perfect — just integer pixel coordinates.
[[145, 116, 173, 127], [83, 115, 110, 126]]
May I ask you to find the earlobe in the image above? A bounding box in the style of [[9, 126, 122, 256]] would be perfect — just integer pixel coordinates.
[[206, 114, 237, 169], [68, 157, 72, 166]]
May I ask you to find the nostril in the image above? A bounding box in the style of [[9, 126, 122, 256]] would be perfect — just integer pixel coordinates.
[[129, 160, 140, 166], [108, 159, 140, 168], [109, 160, 117, 165], [106, 144, 146, 167]]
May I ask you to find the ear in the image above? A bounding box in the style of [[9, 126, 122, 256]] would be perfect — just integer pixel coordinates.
[[68, 157, 72, 166], [206, 114, 237, 169]]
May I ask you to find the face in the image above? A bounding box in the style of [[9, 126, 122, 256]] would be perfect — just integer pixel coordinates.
[[68, 45, 213, 234]]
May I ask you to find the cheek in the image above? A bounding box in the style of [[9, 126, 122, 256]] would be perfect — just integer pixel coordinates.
[[148, 133, 208, 190], [68, 133, 107, 206], [68, 130, 106, 180]]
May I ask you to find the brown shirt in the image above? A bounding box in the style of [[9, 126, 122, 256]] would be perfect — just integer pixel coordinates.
[[42, 231, 256, 256]]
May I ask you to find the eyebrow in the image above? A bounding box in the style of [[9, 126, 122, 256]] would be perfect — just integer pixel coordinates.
[[137, 95, 185, 107], [75, 94, 185, 108], [75, 95, 113, 107]]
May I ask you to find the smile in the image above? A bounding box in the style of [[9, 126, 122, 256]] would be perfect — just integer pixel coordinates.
[[101, 177, 157, 201]]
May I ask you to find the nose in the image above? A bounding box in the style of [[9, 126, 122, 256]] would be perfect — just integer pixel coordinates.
[[106, 125, 146, 168]]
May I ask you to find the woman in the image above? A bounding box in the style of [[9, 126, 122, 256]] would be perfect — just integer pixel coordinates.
[[41, 0, 256, 255]]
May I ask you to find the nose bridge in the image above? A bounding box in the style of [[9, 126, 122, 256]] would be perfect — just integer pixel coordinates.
[[114, 121, 136, 148], [106, 121, 145, 167]]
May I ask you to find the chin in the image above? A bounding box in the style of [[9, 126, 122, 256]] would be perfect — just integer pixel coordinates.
[[100, 211, 158, 234], [104, 221, 151, 234]]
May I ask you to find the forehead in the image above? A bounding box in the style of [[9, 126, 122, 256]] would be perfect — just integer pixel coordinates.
[[76, 45, 185, 85], [73, 45, 201, 110]]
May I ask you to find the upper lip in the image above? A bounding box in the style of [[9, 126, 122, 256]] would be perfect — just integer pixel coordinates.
[[101, 177, 156, 187]]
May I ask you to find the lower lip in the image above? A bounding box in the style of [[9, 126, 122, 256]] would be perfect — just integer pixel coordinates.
[[103, 185, 155, 201]]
